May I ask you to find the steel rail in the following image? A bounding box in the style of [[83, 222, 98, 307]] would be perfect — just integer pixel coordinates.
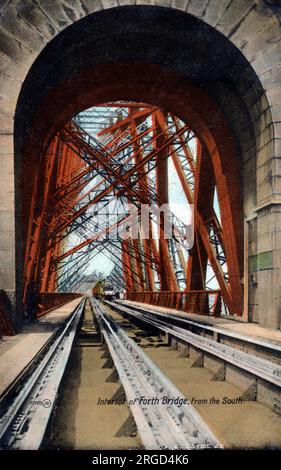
[[105, 301, 281, 388], [0, 298, 86, 450], [90, 298, 221, 450], [113, 300, 281, 354]]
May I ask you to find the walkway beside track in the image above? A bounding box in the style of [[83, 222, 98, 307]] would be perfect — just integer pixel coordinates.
[[0, 298, 83, 396], [122, 301, 281, 347]]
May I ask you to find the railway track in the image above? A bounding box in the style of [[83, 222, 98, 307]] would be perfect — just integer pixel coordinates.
[[0, 298, 86, 450], [90, 298, 221, 450], [2, 296, 279, 450], [105, 300, 281, 388], [112, 300, 281, 355]]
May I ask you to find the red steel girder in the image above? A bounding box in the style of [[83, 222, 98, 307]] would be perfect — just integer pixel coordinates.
[[53, 119, 189, 236]]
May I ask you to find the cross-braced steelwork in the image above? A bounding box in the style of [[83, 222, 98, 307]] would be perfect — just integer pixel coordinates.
[[23, 102, 243, 318]]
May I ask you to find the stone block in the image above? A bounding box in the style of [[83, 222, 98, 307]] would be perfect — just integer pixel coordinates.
[[252, 109, 273, 138], [271, 104, 281, 122], [0, 248, 15, 291], [79, 0, 103, 14], [257, 282, 279, 329], [0, 28, 32, 63], [216, 0, 256, 37], [253, 40, 281, 75], [241, 83, 265, 114], [255, 131, 273, 154], [230, 4, 274, 49], [15, 0, 58, 40], [0, 174, 14, 196], [171, 0, 187, 11], [30, 1, 72, 31], [186, 0, 208, 18], [0, 74, 21, 102], [0, 134, 13, 155], [136, 0, 156, 5], [0, 210, 15, 238], [259, 65, 281, 93], [0, 51, 29, 83], [244, 17, 280, 63], [57, 0, 87, 21], [272, 122, 281, 140], [248, 98, 270, 127], [1, 5, 46, 52], [0, 95, 17, 117], [118, 0, 137, 5], [256, 183, 272, 206], [203, 0, 231, 27], [0, 190, 13, 211], [0, 113, 13, 135], [0, 152, 13, 174], [270, 156, 281, 176], [272, 174, 281, 195], [266, 86, 281, 106]]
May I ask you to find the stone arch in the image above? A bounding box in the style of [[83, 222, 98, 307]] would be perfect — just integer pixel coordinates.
[[0, 1, 280, 328]]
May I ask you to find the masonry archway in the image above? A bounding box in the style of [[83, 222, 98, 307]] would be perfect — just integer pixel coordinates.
[[12, 5, 278, 328]]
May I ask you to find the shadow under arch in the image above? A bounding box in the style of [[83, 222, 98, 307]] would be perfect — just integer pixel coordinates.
[[14, 5, 268, 323]]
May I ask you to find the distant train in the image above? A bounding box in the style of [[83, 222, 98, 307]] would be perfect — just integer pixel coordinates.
[[92, 280, 104, 299], [92, 280, 117, 301], [104, 282, 115, 301]]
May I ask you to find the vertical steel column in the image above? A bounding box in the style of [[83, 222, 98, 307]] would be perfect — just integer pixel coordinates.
[[122, 240, 134, 292], [23, 135, 60, 303], [130, 113, 157, 292], [154, 111, 179, 292], [132, 237, 145, 292], [186, 143, 215, 291]]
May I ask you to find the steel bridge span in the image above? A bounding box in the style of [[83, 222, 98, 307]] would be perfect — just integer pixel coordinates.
[[20, 101, 243, 321], [0, 1, 281, 453]]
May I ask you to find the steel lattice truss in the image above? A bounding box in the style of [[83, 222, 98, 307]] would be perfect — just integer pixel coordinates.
[[23, 102, 243, 316]]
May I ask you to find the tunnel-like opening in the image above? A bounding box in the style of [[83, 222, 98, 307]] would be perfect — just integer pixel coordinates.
[[14, 5, 267, 326], [24, 100, 240, 318]]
